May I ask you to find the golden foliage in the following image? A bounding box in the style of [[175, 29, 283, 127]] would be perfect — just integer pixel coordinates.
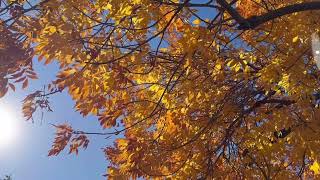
[[2, 0, 320, 179]]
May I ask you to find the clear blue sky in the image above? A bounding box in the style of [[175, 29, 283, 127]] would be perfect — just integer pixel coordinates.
[[0, 60, 112, 180]]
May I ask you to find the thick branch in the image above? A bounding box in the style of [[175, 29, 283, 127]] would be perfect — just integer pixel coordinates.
[[216, 0, 249, 27], [217, 0, 320, 30], [240, 2, 320, 30], [153, 0, 219, 9]]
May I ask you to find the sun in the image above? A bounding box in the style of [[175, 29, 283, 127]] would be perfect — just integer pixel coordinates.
[[0, 106, 18, 148]]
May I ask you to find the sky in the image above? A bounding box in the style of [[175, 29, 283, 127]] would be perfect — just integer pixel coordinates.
[[0, 60, 112, 180]]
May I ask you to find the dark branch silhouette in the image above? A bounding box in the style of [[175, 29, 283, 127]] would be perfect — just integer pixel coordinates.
[[217, 0, 320, 30]]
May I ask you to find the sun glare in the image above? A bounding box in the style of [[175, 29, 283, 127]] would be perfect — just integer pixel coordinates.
[[0, 106, 18, 148]]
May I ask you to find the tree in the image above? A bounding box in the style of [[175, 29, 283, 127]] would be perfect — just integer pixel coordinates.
[[2, 0, 320, 179]]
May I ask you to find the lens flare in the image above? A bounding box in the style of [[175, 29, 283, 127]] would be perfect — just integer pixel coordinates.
[[0, 106, 18, 148]]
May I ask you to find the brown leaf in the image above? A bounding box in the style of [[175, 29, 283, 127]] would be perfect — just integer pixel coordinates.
[[0, 87, 8, 98], [22, 79, 28, 89], [14, 76, 26, 83], [8, 83, 15, 91]]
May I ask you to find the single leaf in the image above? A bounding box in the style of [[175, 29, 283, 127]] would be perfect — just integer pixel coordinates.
[[311, 161, 320, 175], [22, 79, 28, 89], [192, 19, 201, 25], [292, 36, 299, 43]]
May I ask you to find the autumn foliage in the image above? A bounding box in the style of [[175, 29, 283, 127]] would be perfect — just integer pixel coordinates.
[[3, 0, 320, 179]]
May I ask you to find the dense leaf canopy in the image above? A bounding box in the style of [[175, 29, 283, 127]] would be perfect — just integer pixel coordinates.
[[2, 0, 320, 179]]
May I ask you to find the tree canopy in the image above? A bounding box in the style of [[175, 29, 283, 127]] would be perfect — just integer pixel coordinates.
[[2, 0, 320, 179]]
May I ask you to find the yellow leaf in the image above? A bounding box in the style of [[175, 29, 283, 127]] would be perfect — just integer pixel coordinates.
[[196, 92, 201, 99], [192, 19, 201, 25], [310, 161, 320, 174], [215, 64, 222, 70], [234, 64, 241, 72], [102, 3, 112, 10], [292, 36, 299, 43], [48, 26, 56, 33], [133, 0, 142, 3], [239, 53, 245, 59]]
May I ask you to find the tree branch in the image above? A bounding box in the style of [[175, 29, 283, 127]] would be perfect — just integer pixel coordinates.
[[216, 0, 320, 30], [216, 0, 249, 27], [240, 2, 320, 30]]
